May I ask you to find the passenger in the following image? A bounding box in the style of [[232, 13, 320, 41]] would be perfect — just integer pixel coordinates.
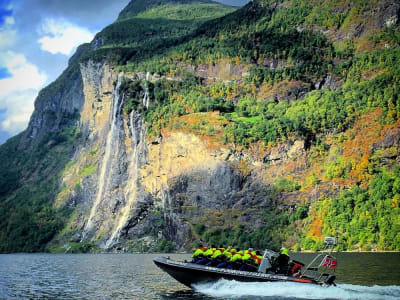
[[239, 249, 252, 271], [217, 246, 233, 268], [245, 248, 261, 271], [255, 250, 262, 264], [197, 245, 216, 265], [229, 249, 244, 270], [190, 244, 207, 264], [206, 245, 225, 266], [275, 247, 290, 275]]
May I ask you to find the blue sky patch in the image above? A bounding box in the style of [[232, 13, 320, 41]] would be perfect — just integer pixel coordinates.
[[0, 109, 10, 145], [0, 0, 12, 27], [0, 67, 11, 79]]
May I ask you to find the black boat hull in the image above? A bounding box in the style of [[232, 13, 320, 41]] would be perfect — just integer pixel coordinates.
[[153, 256, 318, 288]]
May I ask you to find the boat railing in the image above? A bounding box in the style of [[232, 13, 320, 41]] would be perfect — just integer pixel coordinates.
[[301, 237, 337, 282]]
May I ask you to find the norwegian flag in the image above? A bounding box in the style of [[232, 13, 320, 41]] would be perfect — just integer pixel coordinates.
[[322, 256, 337, 269]]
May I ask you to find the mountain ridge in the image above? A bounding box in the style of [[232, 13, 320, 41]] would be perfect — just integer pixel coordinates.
[[118, 0, 218, 19], [0, 0, 399, 253]]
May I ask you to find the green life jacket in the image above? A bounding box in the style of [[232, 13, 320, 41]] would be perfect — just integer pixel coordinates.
[[242, 253, 251, 261], [191, 248, 204, 258], [223, 250, 232, 258], [281, 248, 289, 256], [211, 249, 223, 259], [230, 253, 243, 262], [204, 248, 215, 257]]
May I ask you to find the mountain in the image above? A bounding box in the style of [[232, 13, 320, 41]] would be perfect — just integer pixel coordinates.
[[0, 0, 399, 253], [118, 0, 216, 19]]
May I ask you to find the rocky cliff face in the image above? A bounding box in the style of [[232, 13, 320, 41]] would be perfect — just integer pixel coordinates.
[[53, 61, 252, 251], [2, 0, 399, 253], [49, 58, 337, 252]]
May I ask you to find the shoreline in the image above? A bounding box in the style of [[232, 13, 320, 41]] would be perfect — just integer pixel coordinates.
[[1, 250, 400, 255]]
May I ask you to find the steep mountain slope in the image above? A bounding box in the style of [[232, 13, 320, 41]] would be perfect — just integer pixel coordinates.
[[0, 0, 399, 253]]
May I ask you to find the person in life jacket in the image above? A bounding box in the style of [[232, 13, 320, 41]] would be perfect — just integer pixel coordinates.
[[254, 250, 262, 265], [238, 249, 253, 271], [275, 247, 290, 275], [217, 246, 233, 268], [206, 246, 225, 266], [245, 249, 262, 271], [196, 245, 216, 265], [229, 249, 244, 269], [190, 244, 207, 264]]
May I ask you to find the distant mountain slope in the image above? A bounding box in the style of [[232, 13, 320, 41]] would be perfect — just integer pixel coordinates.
[[0, 0, 399, 253], [118, 0, 216, 19]]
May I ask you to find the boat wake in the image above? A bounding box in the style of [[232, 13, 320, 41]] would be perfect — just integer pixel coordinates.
[[193, 279, 400, 299]]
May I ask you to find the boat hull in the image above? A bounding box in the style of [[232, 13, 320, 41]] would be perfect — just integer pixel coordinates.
[[153, 256, 318, 288]]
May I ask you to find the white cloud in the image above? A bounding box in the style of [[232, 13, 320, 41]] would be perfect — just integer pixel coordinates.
[[0, 16, 17, 51], [38, 18, 94, 55], [5, 16, 15, 25], [0, 51, 47, 135]]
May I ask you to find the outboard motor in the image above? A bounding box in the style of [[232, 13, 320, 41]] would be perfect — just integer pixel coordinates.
[[325, 274, 336, 286]]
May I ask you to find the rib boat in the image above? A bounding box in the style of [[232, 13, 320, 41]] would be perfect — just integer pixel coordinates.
[[154, 237, 338, 288]]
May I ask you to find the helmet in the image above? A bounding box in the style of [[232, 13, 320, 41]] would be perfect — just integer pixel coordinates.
[[281, 248, 289, 256]]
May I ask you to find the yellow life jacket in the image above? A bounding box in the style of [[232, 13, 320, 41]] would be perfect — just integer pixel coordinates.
[[211, 249, 223, 259], [230, 253, 243, 262], [191, 248, 204, 258], [242, 253, 251, 261], [204, 248, 215, 257], [223, 249, 232, 258]]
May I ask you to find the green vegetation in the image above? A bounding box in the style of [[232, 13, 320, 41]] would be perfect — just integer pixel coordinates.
[[0, 125, 80, 252], [1, 0, 399, 252], [154, 239, 174, 252], [79, 164, 96, 178], [274, 178, 301, 193], [82, 1, 236, 66], [89, 0, 400, 252], [118, 0, 216, 20], [67, 242, 99, 253], [311, 168, 400, 251], [196, 206, 308, 252]]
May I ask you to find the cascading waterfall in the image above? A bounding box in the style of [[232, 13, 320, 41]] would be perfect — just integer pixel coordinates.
[[83, 73, 125, 238], [105, 98, 148, 248], [143, 72, 150, 109]]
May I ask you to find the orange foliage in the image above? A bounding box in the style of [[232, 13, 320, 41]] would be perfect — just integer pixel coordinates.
[[308, 210, 324, 241], [341, 108, 383, 184], [165, 112, 229, 150]]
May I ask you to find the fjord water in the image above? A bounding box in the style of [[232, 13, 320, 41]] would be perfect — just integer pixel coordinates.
[[0, 253, 399, 299]]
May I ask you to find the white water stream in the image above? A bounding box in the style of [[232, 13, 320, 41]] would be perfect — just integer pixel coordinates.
[[194, 279, 400, 300], [84, 73, 124, 237], [105, 95, 147, 248]]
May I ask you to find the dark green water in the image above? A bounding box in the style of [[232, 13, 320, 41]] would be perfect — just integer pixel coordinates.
[[0, 253, 399, 299]]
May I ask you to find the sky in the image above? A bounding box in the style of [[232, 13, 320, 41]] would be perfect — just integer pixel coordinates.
[[0, 0, 249, 144]]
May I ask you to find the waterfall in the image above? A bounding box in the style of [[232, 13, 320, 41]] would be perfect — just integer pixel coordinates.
[[105, 109, 147, 248], [83, 73, 124, 238], [143, 72, 150, 109]]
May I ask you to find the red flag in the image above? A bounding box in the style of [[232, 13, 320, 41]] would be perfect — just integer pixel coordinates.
[[322, 256, 330, 267], [322, 256, 337, 269], [329, 259, 337, 269]]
